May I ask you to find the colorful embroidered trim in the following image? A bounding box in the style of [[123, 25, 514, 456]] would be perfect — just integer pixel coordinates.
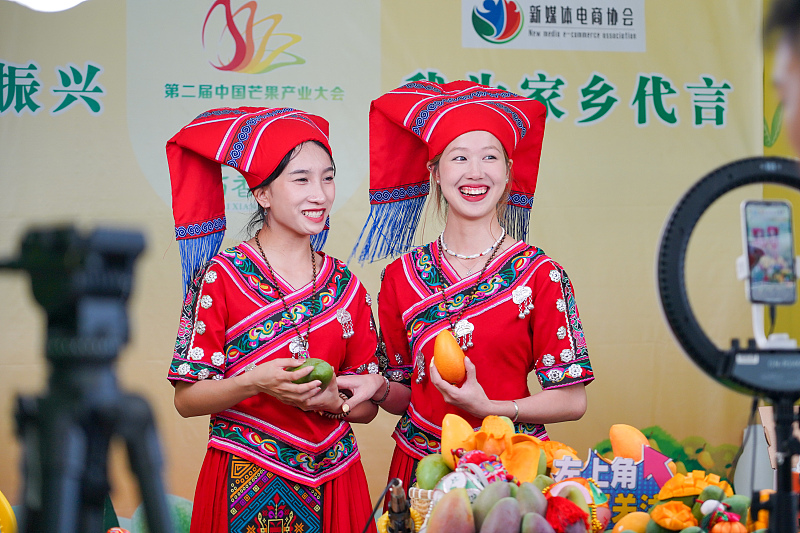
[[221, 108, 298, 168], [368, 181, 430, 205], [402, 243, 544, 356], [507, 191, 535, 208], [221, 249, 355, 366], [407, 88, 527, 137], [536, 267, 592, 389], [171, 262, 224, 380], [174, 215, 226, 240], [211, 415, 359, 486], [228, 455, 323, 533]]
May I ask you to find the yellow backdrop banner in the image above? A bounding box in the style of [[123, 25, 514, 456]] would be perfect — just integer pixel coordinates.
[[0, 0, 766, 516]]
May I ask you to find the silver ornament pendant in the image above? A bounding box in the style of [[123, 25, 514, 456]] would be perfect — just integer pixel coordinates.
[[289, 335, 310, 359], [453, 319, 474, 349]]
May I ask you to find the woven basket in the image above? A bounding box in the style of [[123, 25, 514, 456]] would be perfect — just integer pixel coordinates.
[[408, 485, 435, 519]]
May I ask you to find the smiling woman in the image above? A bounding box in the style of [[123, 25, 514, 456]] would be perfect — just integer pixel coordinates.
[[165, 107, 384, 533], [352, 81, 595, 502]]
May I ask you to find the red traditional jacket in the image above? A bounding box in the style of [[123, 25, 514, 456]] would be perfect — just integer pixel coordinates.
[[168, 243, 381, 486], [378, 240, 594, 460]]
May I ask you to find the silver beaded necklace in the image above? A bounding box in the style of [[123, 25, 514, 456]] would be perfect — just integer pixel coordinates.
[[439, 227, 506, 260]]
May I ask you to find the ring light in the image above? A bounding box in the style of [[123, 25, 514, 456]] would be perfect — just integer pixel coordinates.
[[657, 156, 800, 398]]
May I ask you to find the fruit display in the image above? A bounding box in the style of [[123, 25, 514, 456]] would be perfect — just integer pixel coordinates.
[[414, 414, 608, 533], [423, 480, 599, 533], [413, 420, 765, 533], [428, 413, 549, 488]]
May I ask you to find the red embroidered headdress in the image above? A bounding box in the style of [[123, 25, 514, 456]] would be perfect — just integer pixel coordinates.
[[352, 80, 547, 263], [166, 106, 331, 292]]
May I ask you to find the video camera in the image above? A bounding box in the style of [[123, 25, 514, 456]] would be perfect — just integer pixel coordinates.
[[1, 226, 173, 533]]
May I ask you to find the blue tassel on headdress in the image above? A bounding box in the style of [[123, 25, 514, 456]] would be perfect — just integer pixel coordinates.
[[501, 204, 531, 243], [350, 196, 427, 264], [178, 231, 225, 296], [310, 216, 330, 251]]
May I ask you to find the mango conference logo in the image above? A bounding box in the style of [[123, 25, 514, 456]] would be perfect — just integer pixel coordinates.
[[472, 0, 523, 44], [202, 0, 305, 74]]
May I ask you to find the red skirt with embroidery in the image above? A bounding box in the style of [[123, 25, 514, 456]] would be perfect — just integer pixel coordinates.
[[190, 447, 377, 533]]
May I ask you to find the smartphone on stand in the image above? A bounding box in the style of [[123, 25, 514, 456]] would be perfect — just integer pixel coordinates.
[[741, 200, 797, 305]]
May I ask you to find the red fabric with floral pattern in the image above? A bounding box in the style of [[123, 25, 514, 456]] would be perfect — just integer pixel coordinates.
[[379, 240, 593, 490], [168, 242, 381, 487]]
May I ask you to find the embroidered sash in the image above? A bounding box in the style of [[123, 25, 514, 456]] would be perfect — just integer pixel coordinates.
[[400, 242, 544, 372], [219, 247, 354, 372]]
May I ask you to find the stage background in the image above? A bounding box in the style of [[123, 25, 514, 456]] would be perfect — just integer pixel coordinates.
[[1, 0, 791, 517]]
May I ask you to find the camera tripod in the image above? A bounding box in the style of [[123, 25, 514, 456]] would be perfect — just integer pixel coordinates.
[[2, 226, 173, 533], [751, 395, 800, 533]]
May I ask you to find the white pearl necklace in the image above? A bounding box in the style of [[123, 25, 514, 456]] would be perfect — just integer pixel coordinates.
[[440, 227, 506, 260]]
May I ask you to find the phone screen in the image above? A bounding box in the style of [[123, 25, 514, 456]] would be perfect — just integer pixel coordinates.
[[742, 200, 797, 304]]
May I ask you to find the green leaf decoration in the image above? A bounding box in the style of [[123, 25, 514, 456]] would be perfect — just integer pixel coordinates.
[[771, 102, 783, 145], [642, 425, 685, 461], [764, 103, 784, 148], [593, 437, 612, 456]]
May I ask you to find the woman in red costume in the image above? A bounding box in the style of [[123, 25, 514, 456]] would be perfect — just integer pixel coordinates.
[[351, 81, 595, 493], [166, 107, 383, 533]]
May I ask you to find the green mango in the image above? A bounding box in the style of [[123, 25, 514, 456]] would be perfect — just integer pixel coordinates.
[[415, 453, 452, 490], [692, 485, 727, 520], [498, 415, 516, 432], [561, 485, 590, 515], [532, 474, 555, 491], [722, 494, 751, 524], [517, 481, 547, 516], [538, 447, 548, 475], [472, 481, 512, 531], [287, 358, 334, 389], [521, 512, 556, 533]]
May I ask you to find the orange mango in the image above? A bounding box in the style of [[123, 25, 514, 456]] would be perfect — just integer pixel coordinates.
[[474, 416, 515, 456], [541, 440, 580, 470], [501, 441, 542, 483], [609, 424, 649, 462], [433, 330, 466, 384], [611, 511, 651, 533], [440, 413, 475, 469]]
